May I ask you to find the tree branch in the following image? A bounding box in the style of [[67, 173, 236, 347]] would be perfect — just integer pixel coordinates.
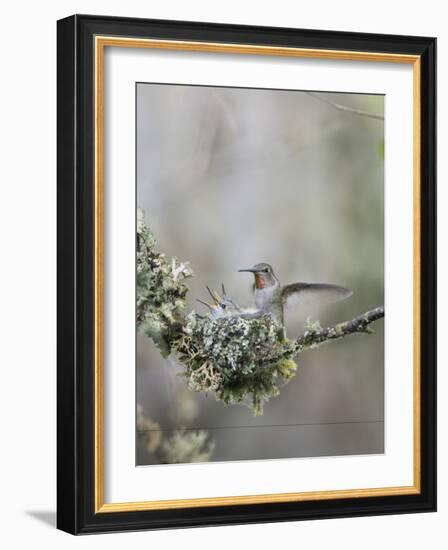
[[138, 213, 385, 415], [292, 306, 385, 354], [306, 91, 385, 121]]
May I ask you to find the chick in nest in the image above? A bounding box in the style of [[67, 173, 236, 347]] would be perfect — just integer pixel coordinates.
[[197, 284, 264, 320]]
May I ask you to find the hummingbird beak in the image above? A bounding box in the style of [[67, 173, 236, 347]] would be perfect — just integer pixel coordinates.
[[238, 268, 257, 273]]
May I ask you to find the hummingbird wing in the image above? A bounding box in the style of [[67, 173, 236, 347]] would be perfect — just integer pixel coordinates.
[[281, 283, 352, 310]]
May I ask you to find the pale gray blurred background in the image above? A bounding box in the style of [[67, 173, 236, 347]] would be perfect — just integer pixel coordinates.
[[136, 83, 384, 465]]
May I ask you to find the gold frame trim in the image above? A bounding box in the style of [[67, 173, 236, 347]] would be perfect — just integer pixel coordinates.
[[94, 36, 421, 513]]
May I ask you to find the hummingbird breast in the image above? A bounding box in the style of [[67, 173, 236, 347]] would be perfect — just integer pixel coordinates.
[[254, 284, 284, 326]]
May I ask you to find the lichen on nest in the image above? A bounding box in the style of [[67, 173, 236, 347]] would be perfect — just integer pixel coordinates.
[[174, 312, 297, 415], [137, 210, 298, 415]]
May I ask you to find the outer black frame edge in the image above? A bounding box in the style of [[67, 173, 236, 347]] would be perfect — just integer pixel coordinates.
[[419, 37, 437, 515], [56, 14, 436, 535], [57, 14, 78, 535]]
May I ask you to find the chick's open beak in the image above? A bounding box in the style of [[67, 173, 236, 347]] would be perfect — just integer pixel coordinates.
[[196, 285, 225, 311], [196, 298, 217, 310], [206, 285, 222, 305]]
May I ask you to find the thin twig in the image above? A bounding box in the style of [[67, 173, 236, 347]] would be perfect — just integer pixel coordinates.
[[306, 91, 384, 121], [292, 306, 385, 354]]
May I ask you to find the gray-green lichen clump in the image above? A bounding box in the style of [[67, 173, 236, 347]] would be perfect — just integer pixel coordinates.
[[137, 210, 298, 415], [137, 404, 214, 463], [137, 209, 193, 356], [158, 429, 215, 464], [174, 312, 297, 415]]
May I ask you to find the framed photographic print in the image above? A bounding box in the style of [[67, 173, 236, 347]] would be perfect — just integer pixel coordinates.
[[57, 14, 436, 534]]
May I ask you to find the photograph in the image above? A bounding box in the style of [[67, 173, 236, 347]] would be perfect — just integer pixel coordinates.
[[53, 11, 435, 536], [135, 83, 385, 466]]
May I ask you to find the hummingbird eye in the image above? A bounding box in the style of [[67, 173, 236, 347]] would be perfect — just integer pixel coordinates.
[[221, 303, 226, 309], [264, 268, 269, 273]]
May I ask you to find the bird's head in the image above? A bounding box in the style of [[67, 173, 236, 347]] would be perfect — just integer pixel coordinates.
[[196, 284, 241, 319], [238, 262, 278, 289]]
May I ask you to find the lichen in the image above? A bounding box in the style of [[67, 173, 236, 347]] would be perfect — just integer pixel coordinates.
[[173, 313, 297, 415], [137, 404, 214, 463], [158, 429, 215, 464], [137, 211, 299, 415], [305, 317, 322, 332], [137, 209, 192, 356]]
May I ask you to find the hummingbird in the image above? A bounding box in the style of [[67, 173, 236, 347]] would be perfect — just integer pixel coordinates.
[[196, 284, 242, 320], [197, 284, 264, 321], [238, 262, 352, 336]]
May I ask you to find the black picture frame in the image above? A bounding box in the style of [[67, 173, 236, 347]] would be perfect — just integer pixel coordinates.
[[57, 14, 436, 534]]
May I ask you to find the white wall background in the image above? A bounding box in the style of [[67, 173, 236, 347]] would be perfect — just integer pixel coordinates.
[[0, 1, 443, 547]]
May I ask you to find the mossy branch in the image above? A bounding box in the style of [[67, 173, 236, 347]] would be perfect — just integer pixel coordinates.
[[291, 306, 385, 354], [137, 210, 384, 416]]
